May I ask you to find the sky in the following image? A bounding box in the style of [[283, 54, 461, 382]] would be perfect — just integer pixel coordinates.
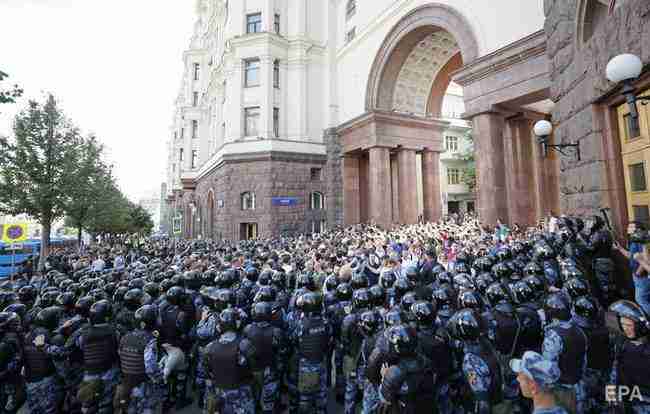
[[0, 0, 196, 201]]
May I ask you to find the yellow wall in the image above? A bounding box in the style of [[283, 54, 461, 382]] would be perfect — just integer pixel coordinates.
[[618, 90, 650, 224]]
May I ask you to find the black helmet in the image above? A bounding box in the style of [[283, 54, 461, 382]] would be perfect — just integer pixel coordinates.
[[56, 292, 76, 310], [492, 262, 511, 279], [351, 272, 369, 290], [475, 273, 495, 295], [609, 300, 650, 339], [565, 277, 590, 300], [113, 286, 129, 304], [296, 292, 322, 316], [511, 281, 535, 305], [253, 286, 277, 303], [89, 300, 112, 325], [0, 312, 21, 333], [432, 286, 455, 310], [324, 275, 338, 292], [453, 274, 475, 291], [449, 309, 485, 342], [400, 292, 418, 313], [245, 267, 259, 283], [393, 277, 411, 298], [368, 285, 385, 307], [214, 288, 235, 311], [485, 282, 511, 307], [296, 274, 315, 291], [473, 257, 493, 273], [453, 262, 470, 275], [523, 275, 545, 298], [165, 286, 185, 306], [18, 285, 37, 303], [458, 290, 484, 310], [359, 310, 381, 337], [386, 325, 416, 356], [379, 270, 397, 289], [437, 271, 453, 287], [251, 301, 273, 322], [39, 290, 60, 308], [496, 248, 512, 263], [404, 265, 419, 284], [523, 262, 544, 278], [534, 244, 555, 261], [217, 308, 241, 334], [3, 303, 27, 324], [258, 269, 273, 287], [544, 292, 571, 322], [352, 288, 371, 310], [134, 304, 158, 330], [35, 306, 63, 330], [75, 296, 94, 318], [572, 296, 599, 322], [411, 301, 436, 327], [336, 283, 353, 302], [384, 309, 404, 329], [270, 271, 286, 289], [561, 266, 584, 282], [124, 289, 145, 311], [143, 282, 161, 299]]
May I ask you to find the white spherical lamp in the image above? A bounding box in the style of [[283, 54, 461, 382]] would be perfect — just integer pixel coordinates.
[[533, 120, 553, 137], [606, 54, 643, 83]]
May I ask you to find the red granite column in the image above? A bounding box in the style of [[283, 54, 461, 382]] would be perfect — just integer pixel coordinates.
[[422, 150, 442, 222], [472, 113, 508, 226], [343, 155, 361, 225], [397, 149, 418, 224], [391, 155, 400, 224], [368, 147, 393, 228]]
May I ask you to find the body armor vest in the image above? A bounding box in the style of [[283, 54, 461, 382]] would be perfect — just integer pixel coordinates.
[[82, 324, 117, 375], [243, 323, 274, 369], [515, 305, 542, 355], [299, 317, 328, 363], [119, 330, 152, 385], [23, 330, 55, 382], [180, 293, 196, 323], [492, 309, 519, 356], [476, 341, 504, 404], [548, 323, 586, 385], [160, 306, 181, 347], [618, 340, 650, 398], [586, 325, 610, 373], [206, 334, 251, 389]]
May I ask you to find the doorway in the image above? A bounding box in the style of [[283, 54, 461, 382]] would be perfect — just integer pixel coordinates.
[[448, 201, 460, 215], [239, 223, 258, 240]]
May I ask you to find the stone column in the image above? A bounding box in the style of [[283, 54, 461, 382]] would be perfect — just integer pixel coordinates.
[[422, 151, 442, 222], [343, 155, 360, 225], [472, 113, 508, 225], [397, 149, 418, 224], [391, 155, 400, 224], [368, 147, 393, 228]]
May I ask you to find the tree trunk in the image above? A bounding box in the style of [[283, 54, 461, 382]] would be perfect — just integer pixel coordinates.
[[38, 221, 51, 272], [77, 225, 83, 252]]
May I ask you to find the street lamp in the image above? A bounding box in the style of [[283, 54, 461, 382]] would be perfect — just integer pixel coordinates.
[[533, 120, 581, 161], [606, 53, 648, 119]]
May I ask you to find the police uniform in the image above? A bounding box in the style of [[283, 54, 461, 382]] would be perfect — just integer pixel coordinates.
[[23, 328, 64, 414]]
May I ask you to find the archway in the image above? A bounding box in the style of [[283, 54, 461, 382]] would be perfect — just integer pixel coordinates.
[[339, 3, 479, 228]]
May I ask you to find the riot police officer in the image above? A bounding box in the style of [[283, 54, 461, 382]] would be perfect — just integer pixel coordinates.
[[0, 312, 22, 413]]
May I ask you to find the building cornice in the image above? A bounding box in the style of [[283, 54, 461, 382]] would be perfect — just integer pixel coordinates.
[[452, 29, 546, 87], [337, 110, 451, 135]]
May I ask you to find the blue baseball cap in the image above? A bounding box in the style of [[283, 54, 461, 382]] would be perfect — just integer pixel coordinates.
[[510, 351, 561, 388]]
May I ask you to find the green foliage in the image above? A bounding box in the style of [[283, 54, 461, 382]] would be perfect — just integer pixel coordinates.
[[453, 130, 476, 192], [0, 70, 24, 107]]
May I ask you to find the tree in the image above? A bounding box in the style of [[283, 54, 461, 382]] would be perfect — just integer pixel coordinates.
[[64, 136, 114, 247], [454, 130, 477, 193], [0, 95, 82, 269], [0, 70, 23, 108], [128, 203, 154, 235]]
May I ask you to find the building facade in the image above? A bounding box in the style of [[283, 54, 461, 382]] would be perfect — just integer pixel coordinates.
[[166, 0, 648, 240]]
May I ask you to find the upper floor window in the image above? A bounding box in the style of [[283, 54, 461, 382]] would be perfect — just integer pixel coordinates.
[[244, 59, 260, 87], [192, 92, 199, 107], [191, 150, 198, 169], [346, 0, 356, 20], [274, 14, 281, 35], [448, 168, 460, 185], [192, 120, 198, 139], [345, 27, 356, 44], [193, 63, 200, 81], [179, 148, 184, 162], [310, 168, 322, 181], [241, 192, 256, 210], [273, 60, 280, 88], [629, 163, 647, 192], [273, 108, 280, 138], [244, 107, 260, 137], [180, 128, 185, 139], [310, 192, 325, 210], [247, 13, 262, 34], [445, 135, 459, 152]]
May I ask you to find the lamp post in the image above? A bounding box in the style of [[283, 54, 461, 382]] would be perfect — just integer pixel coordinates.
[[606, 53, 648, 119], [533, 120, 581, 161]]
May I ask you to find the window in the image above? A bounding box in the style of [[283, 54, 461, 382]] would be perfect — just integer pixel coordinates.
[[346, 27, 356, 43], [310, 192, 325, 210], [179, 148, 184, 162], [312, 220, 327, 234], [446, 136, 459, 152], [174, 131, 177, 140], [467, 201, 475, 213], [346, 0, 356, 19], [246, 13, 262, 33], [273, 108, 280, 138], [310, 168, 322, 181], [191, 150, 198, 169], [192, 120, 198, 139], [241, 192, 256, 210], [222, 122, 226, 140], [274, 14, 280, 35], [273, 60, 280, 88], [180, 128, 184, 139], [624, 113, 641, 139], [448, 168, 460, 185], [629, 163, 647, 192], [244, 59, 260, 87], [193, 63, 200, 81], [244, 107, 260, 136], [633, 205, 650, 227], [192, 92, 199, 107]]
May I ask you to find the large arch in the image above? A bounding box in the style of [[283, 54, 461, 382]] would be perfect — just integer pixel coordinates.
[[365, 3, 479, 113]]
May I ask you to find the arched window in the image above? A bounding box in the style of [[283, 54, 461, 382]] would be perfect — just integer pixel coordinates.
[[241, 192, 256, 210], [346, 0, 356, 20], [310, 192, 325, 210], [578, 0, 617, 46]]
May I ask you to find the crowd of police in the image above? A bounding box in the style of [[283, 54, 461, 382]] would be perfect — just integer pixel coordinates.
[[0, 215, 649, 414]]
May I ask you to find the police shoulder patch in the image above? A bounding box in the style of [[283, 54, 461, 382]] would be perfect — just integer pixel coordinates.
[[467, 370, 478, 386]]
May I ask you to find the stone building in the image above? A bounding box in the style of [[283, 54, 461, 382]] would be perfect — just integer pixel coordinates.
[[166, 0, 648, 240]]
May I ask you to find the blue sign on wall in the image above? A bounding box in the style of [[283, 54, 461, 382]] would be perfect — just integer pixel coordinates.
[[272, 197, 298, 206]]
